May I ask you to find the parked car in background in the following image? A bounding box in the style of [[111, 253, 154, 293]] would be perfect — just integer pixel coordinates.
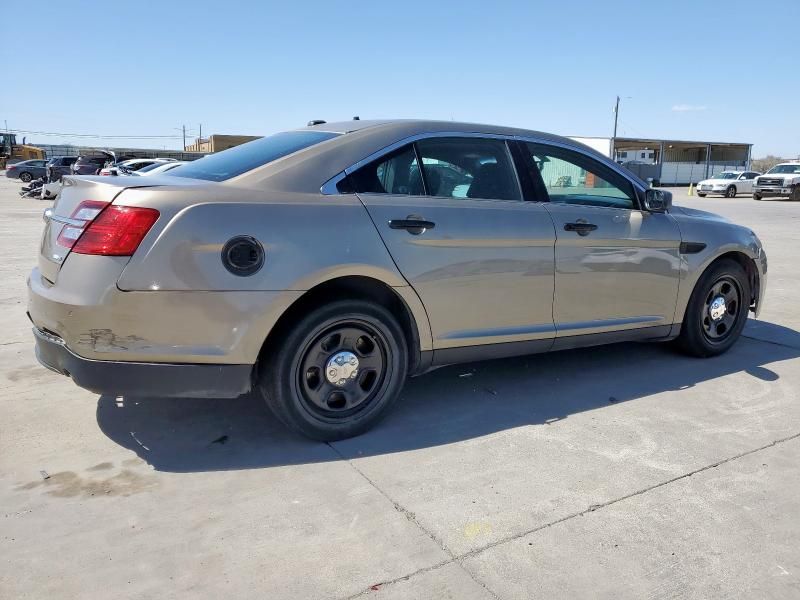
[[5, 159, 48, 182], [72, 155, 110, 176], [696, 171, 760, 198], [98, 158, 177, 176], [136, 160, 188, 176], [46, 156, 78, 182], [28, 120, 767, 441], [753, 163, 800, 201]]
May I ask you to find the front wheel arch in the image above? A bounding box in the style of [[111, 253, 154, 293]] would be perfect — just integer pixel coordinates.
[[693, 251, 760, 313]]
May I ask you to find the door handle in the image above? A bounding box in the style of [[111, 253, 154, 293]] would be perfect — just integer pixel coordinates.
[[389, 216, 436, 235], [564, 222, 598, 236]]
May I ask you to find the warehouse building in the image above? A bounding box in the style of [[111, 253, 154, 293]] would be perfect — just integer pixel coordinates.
[[184, 134, 261, 153], [570, 136, 752, 185]]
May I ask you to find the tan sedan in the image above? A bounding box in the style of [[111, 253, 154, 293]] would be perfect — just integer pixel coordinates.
[[28, 120, 767, 440]]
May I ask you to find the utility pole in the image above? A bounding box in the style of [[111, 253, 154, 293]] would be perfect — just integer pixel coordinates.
[[182, 125, 186, 151], [199, 124, 202, 144], [612, 95, 620, 160]]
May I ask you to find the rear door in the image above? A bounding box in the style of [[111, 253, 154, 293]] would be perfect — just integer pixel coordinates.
[[521, 141, 681, 338], [351, 136, 556, 351]]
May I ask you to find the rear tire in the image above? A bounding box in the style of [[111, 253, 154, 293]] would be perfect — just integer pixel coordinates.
[[19, 172, 32, 183], [258, 300, 408, 441], [725, 185, 737, 198], [676, 259, 750, 357]]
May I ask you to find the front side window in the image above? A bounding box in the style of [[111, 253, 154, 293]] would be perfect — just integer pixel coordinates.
[[525, 143, 637, 209], [415, 137, 520, 200]]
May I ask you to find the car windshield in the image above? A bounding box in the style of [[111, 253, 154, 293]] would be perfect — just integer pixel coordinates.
[[715, 172, 738, 179], [767, 164, 800, 174], [168, 130, 341, 182]]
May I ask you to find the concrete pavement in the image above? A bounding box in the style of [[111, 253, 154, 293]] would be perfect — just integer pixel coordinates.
[[1, 177, 798, 599]]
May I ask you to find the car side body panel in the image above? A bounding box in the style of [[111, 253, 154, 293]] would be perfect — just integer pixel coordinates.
[[543, 204, 682, 337], [669, 206, 767, 323], [358, 193, 557, 349]]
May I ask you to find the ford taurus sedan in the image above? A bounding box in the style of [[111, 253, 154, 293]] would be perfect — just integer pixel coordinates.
[[28, 120, 767, 440]]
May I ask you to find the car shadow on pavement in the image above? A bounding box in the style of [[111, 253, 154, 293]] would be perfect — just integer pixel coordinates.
[[96, 320, 800, 473]]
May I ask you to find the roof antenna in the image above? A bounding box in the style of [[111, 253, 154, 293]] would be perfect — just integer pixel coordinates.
[[307, 119, 326, 126], [352, 116, 360, 120]]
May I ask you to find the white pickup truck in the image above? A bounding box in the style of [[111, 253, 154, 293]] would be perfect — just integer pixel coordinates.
[[753, 163, 800, 201]]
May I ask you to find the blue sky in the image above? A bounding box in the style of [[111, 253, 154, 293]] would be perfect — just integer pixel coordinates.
[[5, 0, 798, 157]]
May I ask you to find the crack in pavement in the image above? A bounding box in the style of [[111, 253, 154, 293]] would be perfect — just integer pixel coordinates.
[[337, 431, 800, 600], [327, 441, 500, 600], [742, 333, 800, 351]]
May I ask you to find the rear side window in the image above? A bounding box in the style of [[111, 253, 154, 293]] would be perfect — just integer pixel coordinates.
[[168, 130, 340, 182], [348, 137, 521, 201], [348, 145, 422, 195]]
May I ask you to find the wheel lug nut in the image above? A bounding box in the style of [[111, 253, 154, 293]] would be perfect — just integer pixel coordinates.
[[329, 369, 337, 377]]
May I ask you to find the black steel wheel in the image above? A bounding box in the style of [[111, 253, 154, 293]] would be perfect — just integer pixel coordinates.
[[259, 299, 408, 440], [19, 172, 32, 183], [296, 321, 389, 419], [677, 259, 750, 357], [700, 276, 741, 343]]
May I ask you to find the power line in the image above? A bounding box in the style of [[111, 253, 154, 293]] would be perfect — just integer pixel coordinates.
[[6, 128, 184, 139]]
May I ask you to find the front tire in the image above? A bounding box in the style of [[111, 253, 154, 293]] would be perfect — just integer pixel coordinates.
[[258, 300, 408, 441], [697, 193, 707, 197], [19, 172, 33, 182], [753, 192, 762, 200], [677, 259, 750, 357], [725, 185, 737, 198], [793, 185, 800, 202]]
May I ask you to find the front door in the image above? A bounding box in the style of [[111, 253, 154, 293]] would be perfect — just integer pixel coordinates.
[[522, 142, 681, 338], [350, 137, 557, 351]]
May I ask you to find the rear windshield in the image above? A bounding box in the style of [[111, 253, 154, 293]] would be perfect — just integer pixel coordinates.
[[168, 130, 340, 182]]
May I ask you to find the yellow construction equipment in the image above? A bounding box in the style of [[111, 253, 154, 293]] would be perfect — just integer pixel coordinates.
[[0, 132, 44, 169]]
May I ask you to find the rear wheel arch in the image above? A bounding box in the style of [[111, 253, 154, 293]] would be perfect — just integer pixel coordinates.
[[257, 276, 425, 377]]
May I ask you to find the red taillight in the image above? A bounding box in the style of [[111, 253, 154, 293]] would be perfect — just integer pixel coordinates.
[[56, 200, 109, 248], [72, 205, 159, 256]]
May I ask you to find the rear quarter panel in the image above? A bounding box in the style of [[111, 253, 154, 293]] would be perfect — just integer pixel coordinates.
[[113, 186, 434, 356], [116, 188, 408, 292]]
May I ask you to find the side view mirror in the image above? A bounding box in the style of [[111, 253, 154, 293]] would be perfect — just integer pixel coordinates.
[[644, 188, 671, 213]]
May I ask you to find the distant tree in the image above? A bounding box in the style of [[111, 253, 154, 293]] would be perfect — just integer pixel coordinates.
[[751, 155, 789, 173]]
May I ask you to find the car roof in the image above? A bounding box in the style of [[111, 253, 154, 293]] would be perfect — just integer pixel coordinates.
[[229, 119, 649, 193], [303, 118, 571, 143]]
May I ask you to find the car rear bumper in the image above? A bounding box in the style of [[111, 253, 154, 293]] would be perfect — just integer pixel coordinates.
[[33, 326, 252, 398]]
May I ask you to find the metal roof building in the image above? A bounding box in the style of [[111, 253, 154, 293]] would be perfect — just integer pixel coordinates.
[[569, 136, 752, 185]]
